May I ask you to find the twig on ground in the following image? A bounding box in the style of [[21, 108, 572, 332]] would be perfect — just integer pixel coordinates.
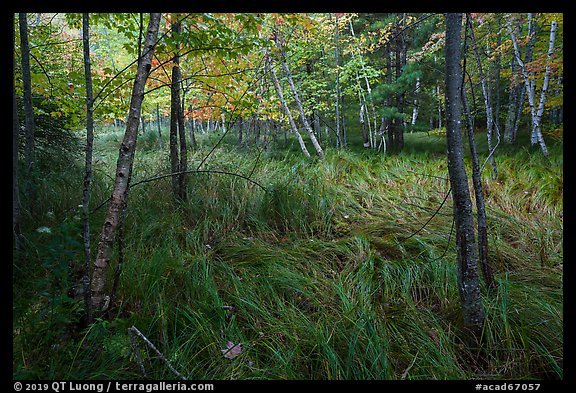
[[128, 325, 187, 380]]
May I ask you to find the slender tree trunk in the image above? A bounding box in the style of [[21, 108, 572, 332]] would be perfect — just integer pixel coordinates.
[[169, 20, 182, 198], [360, 103, 369, 148], [437, 81, 442, 129], [462, 88, 496, 292], [493, 19, 501, 135], [386, 44, 394, 148], [394, 13, 407, 150], [503, 59, 523, 144], [349, 18, 378, 146], [177, 63, 187, 201], [188, 106, 197, 149], [461, 66, 497, 292], [238, 117, 243, 145], [156, 103, 163, 148], [13, 24, 23, 251], [266, 52, 311, 158], [18, 13, 36, 206], [274, 34, 324, 158], [13, 87, 23, 251], [81, 13, 95, 323], [91, 13, 161, 312], [468, 15, 498, 178], [411, 77, 420, 127], [334, 14, 343, 148], [532, 20, 557, 154], [445, 13, 484, 334]]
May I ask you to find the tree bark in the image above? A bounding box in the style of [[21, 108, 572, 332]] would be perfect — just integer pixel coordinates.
[[81, 13, 95, 323], [445, 13, 484, 334], [461, 78, 497, 293], [13, 22, 23, 251], [91, 13, 161, 312], [334, 14, 343, 148], [13, 87, 23, 251], [18, 13, 36, 205], [266, 52, 311, 158], [532, 19, 557, 152], [411, 77, 420, 127], [169, 20, 182, 198], [385, 44, 394, 148], [156, 103, 163, 148], [177, 66, 187, 201]]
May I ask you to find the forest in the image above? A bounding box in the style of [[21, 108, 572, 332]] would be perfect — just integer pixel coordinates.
[[13, 13, 563, 381]]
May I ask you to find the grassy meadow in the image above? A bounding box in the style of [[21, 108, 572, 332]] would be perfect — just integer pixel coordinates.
[[12, 126, 563, 380]]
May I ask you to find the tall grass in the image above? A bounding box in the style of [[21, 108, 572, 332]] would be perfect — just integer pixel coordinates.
[[13, 130, 562, 380]]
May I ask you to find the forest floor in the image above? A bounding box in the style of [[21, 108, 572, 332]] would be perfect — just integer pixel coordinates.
[[13, 128, 563, 380]]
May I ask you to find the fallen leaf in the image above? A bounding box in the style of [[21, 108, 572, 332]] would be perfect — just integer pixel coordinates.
[[221, 341, 242, 359]]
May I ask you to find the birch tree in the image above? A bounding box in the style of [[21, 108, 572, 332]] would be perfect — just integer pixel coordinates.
[[81, 12, 95, 322], [266, 51, 311, 158], [91, 13, 161, 312], [507, 14, 557, 157]]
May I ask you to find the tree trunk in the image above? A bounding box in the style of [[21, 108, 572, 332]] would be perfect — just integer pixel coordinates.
[[411, 77, 420, 127], [334, 13, 343, 149], [349, 18, 378, 147], [275, 34, 324, 159], [493, 20, 502, 136], [385, 44, 394, 148], [394, 13, 407, 151], [445, 13, 484, 334], [503, 59, 523, 144], [13, 87, 23, 251], [532, 19, 557, 154], [18, 13, 36, 205], [91, 13, 161, 312], [156, 103, 163, 148], [266, 52, 311, 158], [81, 13, 95, 323], [188, 106, 197, 149], [462, 80, 497, 293], [177, 60, 187, 201], [281, 55, 324, 159], [468, 15, 498, 178], [360, 103, 369, 148], [169, 20, 182, 198], [238, 117, 243, 145]]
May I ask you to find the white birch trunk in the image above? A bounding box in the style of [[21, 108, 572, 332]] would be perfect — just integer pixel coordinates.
[[507, 16, 553, 157], [411, 77, 420, 127], [267, 53, 311, 158]]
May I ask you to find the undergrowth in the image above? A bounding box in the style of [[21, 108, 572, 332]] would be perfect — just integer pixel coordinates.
[[13, 129, 563, 380]]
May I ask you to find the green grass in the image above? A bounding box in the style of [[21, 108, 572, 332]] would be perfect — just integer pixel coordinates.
[[13, 127, 562, 380]]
